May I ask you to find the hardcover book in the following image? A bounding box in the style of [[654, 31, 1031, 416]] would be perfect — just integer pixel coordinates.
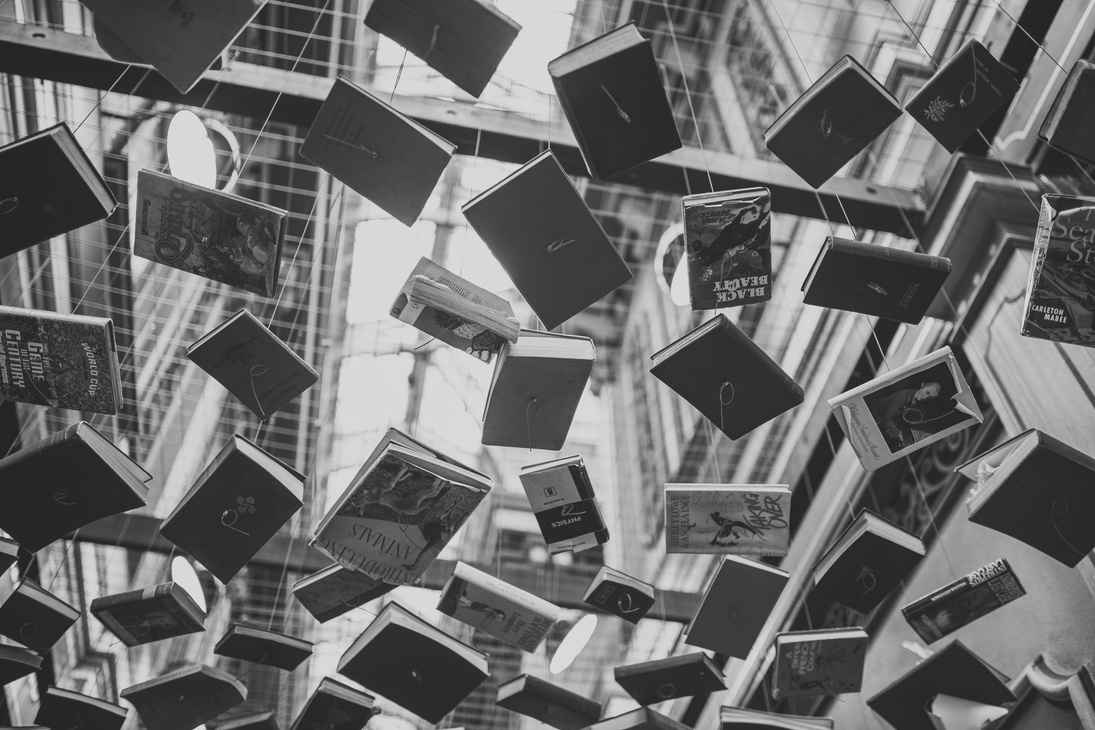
[[650, 314, 804, 441], [495, 674, 603, 730], [35, 687, 127, 730], [0, 537, 16, 575], [90, 581, 206, 647], [685, 555, 789, 659], [481, 330, 596, 450], [801, 237, 952, 324], [548, 22, 682, 179], [291, 563, 395, 623], [436, 561, 561, 652], [289, 677, 377, 730], [390, 256, 519, 363], [927, 695, 1009, 730], [519, 454, 609, 554], [0, 578, 79, 653], [218, 711, 281, 730], [159, 434, 305, 583], [719, 707, 834, 730], [337, 601, 489, 724], [664, 484, 791, 556], [771, 627, 868, 699], [614, 652, 725, 705], [363, 0, 521, 98], [0, 645, 42, 686], [829, 346, 983, 471], [121, 664, 247, 730], [901, 558, 1025, 644], [957, 428, 1095, 566], [682, 188, 772, 311], [133, 169, 286, 298], [213, 623, 313, 671], [0, 122, 116, 257], [1038, 59, 1095, 165], [583, 565, 656, 624], [764, 55, 902, 189], [0, 305, 123, 414], [461, 149, 633, 330], [187, 308, 319, 421], [585, 707, 690, 730], [301, 76, 456, 227], [1020, 194, 1095, 346], [0, 421, 150, 553], [906, 39, 1019, 153]]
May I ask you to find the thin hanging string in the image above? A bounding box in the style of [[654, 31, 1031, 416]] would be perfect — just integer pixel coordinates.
[[458, 126, 483, 278], [986, 0, 1068, 73], [390, 48, 408, 104], [656, 59, 693, 196], [525, 398, 541, 451], [704, 419, 722, 479], [821, 420, 858, 521], [599, 0, 609, 34], [660, 0, 714, 192], [72, 64, 136, 133], [905, 455, 959, 579], [1049, 498, 1087, 559], [267, 171, 336, 327]]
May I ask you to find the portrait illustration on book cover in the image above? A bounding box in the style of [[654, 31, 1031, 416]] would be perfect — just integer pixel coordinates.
[[684, 190, 772, 310], [861, 361, 976, 452]]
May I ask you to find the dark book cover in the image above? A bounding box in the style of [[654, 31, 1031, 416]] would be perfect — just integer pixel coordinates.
[[685, 555, 788, 659], [159, 434, 305, 583], [1038, 59, 1095, 165], [0, 578, 78, 653], [548, 22, 682, 180], [213, 623, 313, 671], [0, 305, 123, 414], [801, 237, 952, 324], [0, 422, 149, 553], [582, 566, 655, 624], [133, 169, 285, 297], [901, 558, 1025, 644], [121, 664, 246, 730], [906, 39, 1019, 153], [217, 711, 281, 730], [0, 645, 42, 686], [461, 150, 633, 330], [614, 652, 725, 705], [764, 55, 902, 189], [363, 0, 521, 98], [0, 122, 116, 257], [867, 640, 1014, 730], [682, 188, 772, 311], [187, 309, 319, 421], [1021, 194, 1095, 346], [291, 564, 396, 623], [301, 76, 455, 227], [0, 537, 19, 575], [650, 314, 804, 441], [520, 455, 608, 554], [90, 581, 206, 647], [664, 484, 791, 556], [771, 628, 867, 699], [290, 677, 376, 730], [587, 707, 690, 730], [495, 674, 602, 730], [36, 687, 127, 730]]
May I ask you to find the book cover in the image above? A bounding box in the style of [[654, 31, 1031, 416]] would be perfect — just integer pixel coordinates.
[[159, 434, 305, 583], [685, 555, 788, 659], [0, 578, 79, 653], [436, 561, 561, 652], [0, 305, 123, 414], [1020, 194, 1095, 346], [614, 652, 725, 705], [290, 677, 376, 730], [461, 150, 633, 330], [36, 687, 127, 730], [121, 664, 247, 730], [771, 628, 868, 699], [213, 623, 313, 671], [682, 188, 772, 311], [291, 563, 396, 623], [764, 55, 902, 189], [364, 0, 521, 99], [0, 537, 19, 575], [1038, 59, 1095, 165], [0, 122, 116, 257], [650, 314, 804, 441], [90, 581, 206, 647], [901, 558, 1026, 644], [801, 237, 952, 324], [134, 169, 285, 298], [519, 454, 609, 554], [585, 707, 690, 730], [301, 76, 455, 227], [0, 645, 42, 686], [582, 565, 655, 624], [187, 308, 319, 421], [664, 484, 790, 556], [719, 707, 834, 730], [548, 22, 682, 180], [495, 674, 603, 730]]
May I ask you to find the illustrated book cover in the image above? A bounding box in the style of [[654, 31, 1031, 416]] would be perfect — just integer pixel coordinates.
[[682, 188, 772, 311], [1038, 59, 1095, 165], [213, 623, 313, 671], [90, 580, 206, 647], [614, 652, 725, 705], [291, 563, 396, 623], [120, 664, 247, 730], [289, 677, 376, 730], [0, 644, 43, 686], [801, 237, 952, 324], [764, 55, 902, 189], [519, 453, 609, 554], [664, 483, 791, 556], [436, 561, 561, 652], [685, 555, 789, 659], [771, 627, 868, 699], [0, 304, 123, 414], [901, 557, 1026, 644], [585, 707, 690, 730], [301, 76, 455, 226], [35, 686, 127, 730], [548, 22, 682, 179], [829, 346, 983, 471], [461, 149, 633, 330], [583, 565, 656, 624], [650, 314, 804, 441], [0, 577, 79, 653], [495, 674, 603, 730], [719, 707, 834, 730]]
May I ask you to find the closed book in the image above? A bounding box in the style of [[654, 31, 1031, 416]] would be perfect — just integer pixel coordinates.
[[159, 434, 304, 583], [682, 188, 773, 310], [614, 652, 725, 705], [436, 561, 561, 652], [36, 687, 127, 730], [901, 558, 1025, 644], [0, 122, 116, 257], [121, 664, 247, 730], [719, 707, 834, 730], [0, 305, 123, 414], [582, 565, 655, 624], [771, 627, 868, 699], [133, 170, 286, 297], [664, 484, 790, 556], [301, 76, 455, 227], [685, 555, 788, 659], [290, 677, 376, 730], [217, 711, 280, 730], [957, 428, 1095, 566], [0, 578, 78, 653], [337, 601, 489, 724], [585, 707, 690, 730], [291, 563, 395, 623], [548, 22, 682, 179], [90, 581, 206, 647], [650, 314, 804, 441], [801, 237, 952, 324], [461, 150, 633, 330], [187, 308, 319, 421], [519, 454, 609, 554], [482, 330, 596, 450], [0, 537, 19, 575], [213, 623, 313, 671], [764, 55, 902, 189], [1038, 59, 1095, 165], [0, 645, 42, 686], [1020, 194, 1095, 346], [495, 674, 602, 730]]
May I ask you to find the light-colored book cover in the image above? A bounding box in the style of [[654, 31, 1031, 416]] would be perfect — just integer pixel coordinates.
[[664, 484, 790, 556]]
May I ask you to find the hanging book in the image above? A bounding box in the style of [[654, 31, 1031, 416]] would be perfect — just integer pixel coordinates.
[[495, 674, 603, 730], [685, 555, 788, 659], [1038, 59, 1095, 165], [614, 652, 725, 705], [927, 695, 1009, 730], [771, 627, 868, 699], [901, 558, 1025, 644], [121, 664, 246, 730], [90, 581, 206, 647], [0, 537, 16, 575], [519, 454, 609, 554], [0, 644, 42, 686], [289, 677, 377, 730], [583, 565, 655, 624], [0, 578, 79, 653], [719, 707, 833, 730], [291, 563, 395, 624], [218, 711, 281, 730], [36, 687, 127, 730], [585, 707, 689, 730], [213, 623, 313, 671], [664, 484, 790, 556]]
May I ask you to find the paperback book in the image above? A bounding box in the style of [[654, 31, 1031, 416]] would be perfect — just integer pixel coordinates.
[[614, 652, 725, 705], [0, 577, 79, 653], [495, 674, 603, 730], [771, 627, 868, 699], [291, 563, 396, 623], [121, 664, 247, 730], [519, 454, 609, 554], [685, 555, 789, 659], [213, 623, 313, 671], [35, 687, 127, 730], [583, 565, 656, 624], [719, 707, 833, 730], [664, 484, 790, 556], [1038, 59, 1095, 165], [901, 558, 1025, 644], [90, 581, 206, 647], [289, 677, 377, 730]]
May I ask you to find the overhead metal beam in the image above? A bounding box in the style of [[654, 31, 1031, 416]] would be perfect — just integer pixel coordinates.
[[0, 21, 923, 234]]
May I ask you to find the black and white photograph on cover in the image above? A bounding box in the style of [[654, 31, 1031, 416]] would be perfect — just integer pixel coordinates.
[[861, 361, 978, 452]]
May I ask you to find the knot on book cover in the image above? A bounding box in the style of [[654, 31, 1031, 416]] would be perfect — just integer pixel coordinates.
[[248, 363, 269, 421], [1051, 497, 1086, 559], [718, 381, 735, 432], [0, 196, 19, 215], [221, 504, 251, 536], [656, 682, 677, 700], [422, 24, 440, 64], [234, 652, 267, 681], [322, 134, 378, 159], [525, 398, 542, 451], [600, 84, 631, 123]]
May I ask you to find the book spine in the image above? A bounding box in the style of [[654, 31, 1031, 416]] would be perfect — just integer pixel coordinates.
[[0, 422, 80, 472], [829, 237, 951, 271]]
